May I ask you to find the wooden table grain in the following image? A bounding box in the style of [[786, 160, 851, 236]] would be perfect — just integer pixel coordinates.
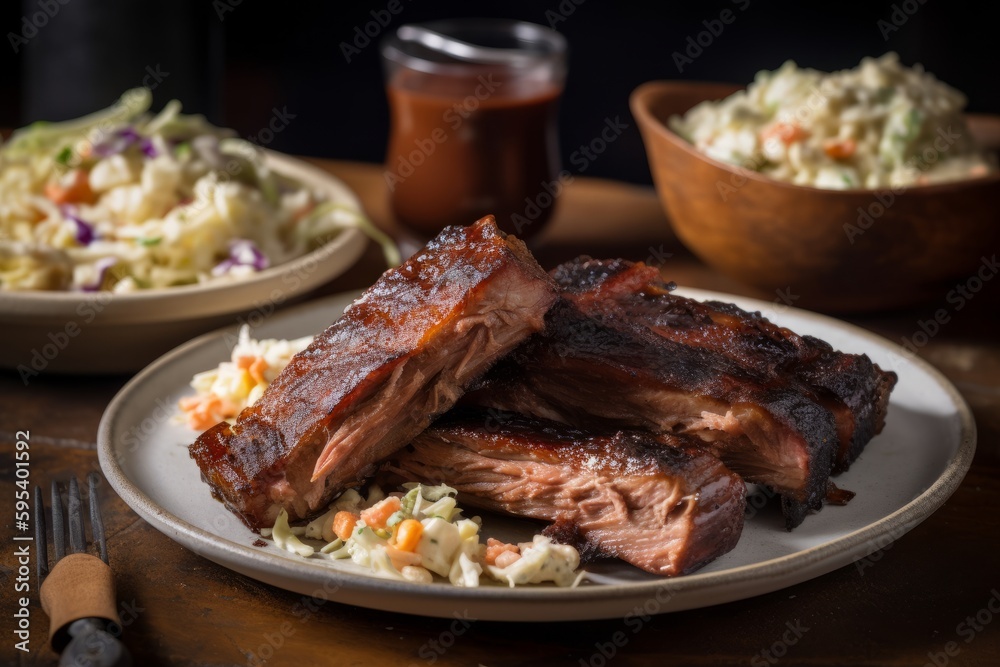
[[2, 160, 998, 667]]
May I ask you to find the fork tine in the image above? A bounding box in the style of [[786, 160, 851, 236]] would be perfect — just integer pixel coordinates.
[[68, 477, 85, 554], [51, 481, 65, 561], [88, 473, 108, 565], [34, 486, 48, 582]]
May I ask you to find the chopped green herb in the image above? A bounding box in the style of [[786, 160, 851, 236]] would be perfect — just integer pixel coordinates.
[[55, 146, 73, 166], [137, 237, 161, 246], [894, 108, 924, 144], [875, 86, 895, 104]]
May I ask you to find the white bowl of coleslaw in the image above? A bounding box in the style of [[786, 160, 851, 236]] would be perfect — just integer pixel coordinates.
[[0, 154, 382, 376], [0, 90, 394, 376]]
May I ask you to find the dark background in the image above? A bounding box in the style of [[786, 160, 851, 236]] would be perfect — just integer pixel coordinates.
[[2, 0, 997, 185]]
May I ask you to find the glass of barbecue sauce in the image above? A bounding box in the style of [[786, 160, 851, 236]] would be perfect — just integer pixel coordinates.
[[381, 19, 567, 242]]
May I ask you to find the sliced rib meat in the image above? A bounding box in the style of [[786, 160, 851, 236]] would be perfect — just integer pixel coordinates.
[[189, 216, 557, 529], [385, 409, 746, 576]]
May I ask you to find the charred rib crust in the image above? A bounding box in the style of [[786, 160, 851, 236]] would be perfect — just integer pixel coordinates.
[[549, 257, 896, 510], [553, 256, 897, 473], [795, 336, 897, 471], [493, 299, 837, 527]]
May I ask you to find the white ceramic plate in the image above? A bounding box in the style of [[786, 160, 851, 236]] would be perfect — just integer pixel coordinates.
[[0, 152, 368, 375], [97, 288, 976, 621]]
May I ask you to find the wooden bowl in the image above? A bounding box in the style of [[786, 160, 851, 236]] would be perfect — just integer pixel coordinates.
[[630, 80, 1000, 312]]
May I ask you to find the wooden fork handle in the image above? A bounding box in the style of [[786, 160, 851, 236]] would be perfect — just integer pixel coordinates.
[[40, 553, 122, 652]]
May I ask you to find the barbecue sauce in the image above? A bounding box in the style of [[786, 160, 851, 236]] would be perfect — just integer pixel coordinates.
[[384, 69, 562, 240]]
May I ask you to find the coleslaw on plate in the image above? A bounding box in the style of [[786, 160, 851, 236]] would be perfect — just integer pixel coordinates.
[[180, 328, 586, 588], [670, 53, 997, 189], [0, 88, 397, 291], [178, 325, 313, 431], [264, 483, 584, 588]]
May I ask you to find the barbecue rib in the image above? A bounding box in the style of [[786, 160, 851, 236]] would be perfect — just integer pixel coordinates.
[[471, 304, 836, 528], [551, 257, 897, 473], [189, 216, 557, 530], [467, 258, 895, 529], [385, 409, 746, 576]]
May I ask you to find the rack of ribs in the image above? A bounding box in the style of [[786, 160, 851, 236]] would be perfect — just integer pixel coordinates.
[[466, 257, 896, 529]]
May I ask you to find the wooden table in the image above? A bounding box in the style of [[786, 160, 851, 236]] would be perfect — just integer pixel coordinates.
[[2, 160, 998, 666]]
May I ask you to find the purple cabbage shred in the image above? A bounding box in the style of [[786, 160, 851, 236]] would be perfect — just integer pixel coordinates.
[[62, 206, 97, 245], [80, 257, 118, 292], [212, 239, 269, 276]]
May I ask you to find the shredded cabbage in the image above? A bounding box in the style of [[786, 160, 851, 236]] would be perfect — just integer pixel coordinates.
[[260, 483, 585, 588], [670, 53, 997, 189], [178, 325, 313, 430], [0, 88, 398, 291]]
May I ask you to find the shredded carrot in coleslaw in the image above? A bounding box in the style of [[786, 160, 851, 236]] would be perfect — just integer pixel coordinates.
[[178, 325, 313, 429]]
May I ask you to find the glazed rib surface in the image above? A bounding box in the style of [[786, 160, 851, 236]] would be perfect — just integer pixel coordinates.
[[189, 216, 557, 529]]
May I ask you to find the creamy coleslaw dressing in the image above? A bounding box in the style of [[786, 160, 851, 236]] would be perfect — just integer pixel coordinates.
[[264, 483, 584, 588], [670, 53, 996, 189]]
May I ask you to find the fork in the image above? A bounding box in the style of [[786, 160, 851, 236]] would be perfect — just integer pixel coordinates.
[[35, 473, 132, 667]]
